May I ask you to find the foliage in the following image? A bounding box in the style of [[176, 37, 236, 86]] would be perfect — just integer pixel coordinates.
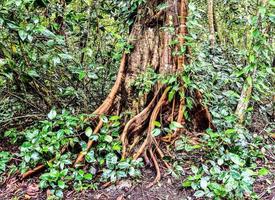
[[4, 110, 143, 198], [0, 0, 273, 199], [181, 127, 269, 199], [175, 2, 273, 199], [0, 0, 132, 126], [0, 151, 12, 174]]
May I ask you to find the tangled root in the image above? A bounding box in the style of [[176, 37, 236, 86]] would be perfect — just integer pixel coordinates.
[[146, 148, 161, 188], [133, 87, 170, 160], [120, 86, 164, 159]]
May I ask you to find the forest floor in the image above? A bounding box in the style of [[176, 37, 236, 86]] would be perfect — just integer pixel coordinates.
[[0, 159, 274, 200], [0, 114, 274, 200]]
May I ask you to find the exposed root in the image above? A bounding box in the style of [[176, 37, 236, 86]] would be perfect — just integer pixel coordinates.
[[169, 98, 176, 121], [21, 147, 66, 179], [146, 148, 161, 188], [21, 162, 47, 180], [128, 136, 141, 152], [152, 137, 171, 168], [143, 151, 151, 166], [161, 133, 174, 143], [93, 54, 126, 115], [74, 54, 127, 166], [101, 181, 112, 188], [121, 87, 164, 159], [133, 87, 170, 160], [74, 120, 103, 166], [177, 88, 185, 126]]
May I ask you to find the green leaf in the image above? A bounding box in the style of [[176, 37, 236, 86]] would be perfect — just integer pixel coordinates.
[[225, 177, 237, 192], [85, 150, 95, 163], [27, 70, 39, 77], [258, 168, 269, 176], [112, 143, 121, 151], [182, 180, 192, 187], [170, 121, 183, 130], [104, 135, 113, 143], [101, 116, 108, 123], [153, 121, 161, 127], [55, 190, 63, 198], [109, 115, 121, 121], [85, 127, 93, 137], [225, 129, 235, 135], [78, 71, 86, 80], [118, 161, 130, 169], [58, 53, 73, 60], [194, 190, 205, 198], [168, 90, 176, 102], [47, 109, 57, 120], [229, 153, 244, 166], [152, 128, 161, 137], [191, 166, 199, 174], [19, 30, 28, 41], [84, 173, 93, 180], [31, 152, 40, 161], [106, 153, 118, 169], [116, 170, 127, 178], [58, 180, 65, 189], [246, 76, 252, 86], [200, 177, 208, 190], [43, 29, 56, 38], [217, 158, 224, 166]]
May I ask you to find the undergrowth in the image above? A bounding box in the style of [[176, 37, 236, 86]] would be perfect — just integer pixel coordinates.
[[176, 127, 269, 199], [2, 110, 143, 198]]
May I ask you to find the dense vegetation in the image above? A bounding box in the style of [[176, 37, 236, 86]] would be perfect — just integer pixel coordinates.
[[0, 0, 274, 199]]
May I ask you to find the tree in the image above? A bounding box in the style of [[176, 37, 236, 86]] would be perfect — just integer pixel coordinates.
[[20, 0, 214, 186], [1, 1, 274, 198], [70, 0, 214, 186], [207, 0, 215, 49]]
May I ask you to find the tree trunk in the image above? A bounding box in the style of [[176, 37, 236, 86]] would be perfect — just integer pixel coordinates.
[[207, 0, 215, 50], [23, 0, 214, 186]]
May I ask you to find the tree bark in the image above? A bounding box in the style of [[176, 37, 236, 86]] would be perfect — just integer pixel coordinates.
[[207, 0, 215, 49]]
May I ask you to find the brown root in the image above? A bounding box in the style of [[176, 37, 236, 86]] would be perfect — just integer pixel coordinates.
[[177, 88, 185, 125], [21, 146, 66, 179], [133, 87, 170, 160], [74, 53, 127, 166], [128, 136, 141, 152], [143, 150, 151, 166], [74, 120, 103, 166], [169, 98, 176, 122], [120, 86, 164, 159], [146, 148, 161, 188], [93, 54, 126, 116], [21, 163, 47, 180]]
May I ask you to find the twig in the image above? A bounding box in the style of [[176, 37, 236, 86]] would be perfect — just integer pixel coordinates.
[[0, 114, 45, 124]]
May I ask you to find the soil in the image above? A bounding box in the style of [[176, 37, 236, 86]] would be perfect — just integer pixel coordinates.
[[0, 166, 192, 200], [0, 154, 273, 200]]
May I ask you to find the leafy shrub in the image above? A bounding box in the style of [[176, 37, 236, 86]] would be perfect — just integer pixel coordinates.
[[4, 110, 143, 199], [181, 128, 269, 199], [0, 151, 12, 174]]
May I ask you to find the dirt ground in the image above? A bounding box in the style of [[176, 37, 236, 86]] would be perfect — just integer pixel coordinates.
[[0, 162, 191, 200], [0, 157, 274, 200]]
